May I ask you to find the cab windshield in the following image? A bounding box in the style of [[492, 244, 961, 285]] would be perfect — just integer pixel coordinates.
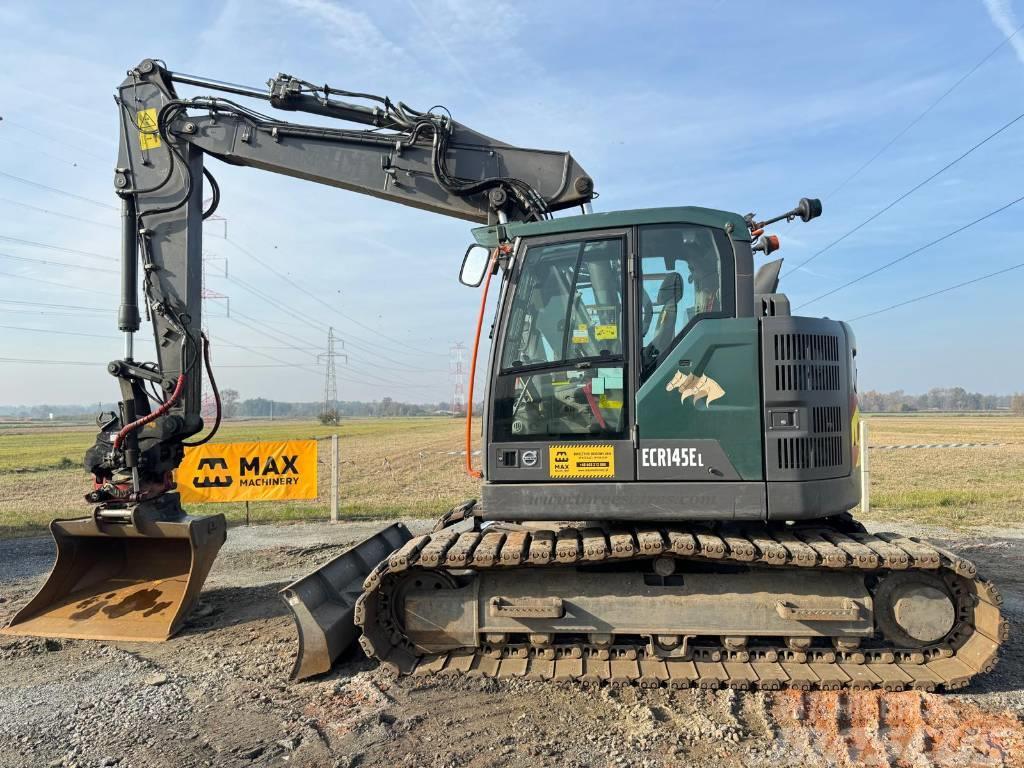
[[493, 236, 626, 441], [500, 237, 624, 371]]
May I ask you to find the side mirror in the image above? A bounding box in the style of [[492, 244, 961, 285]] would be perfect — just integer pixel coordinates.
[[459, 244, 491, 287]]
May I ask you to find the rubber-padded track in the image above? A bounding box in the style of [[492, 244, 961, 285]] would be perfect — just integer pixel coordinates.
[[354, 523, 1007, 692]]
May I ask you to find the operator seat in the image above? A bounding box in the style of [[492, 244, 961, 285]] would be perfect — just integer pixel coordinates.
[[642, 273, 683, 376]]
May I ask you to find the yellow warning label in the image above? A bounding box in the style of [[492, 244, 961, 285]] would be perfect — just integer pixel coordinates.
[[595, 324, 618, 341], [599, 395, 623, 410], [137, 108, 161, 150], [571, 323, 589, 344], [549, 444, 615, 479]]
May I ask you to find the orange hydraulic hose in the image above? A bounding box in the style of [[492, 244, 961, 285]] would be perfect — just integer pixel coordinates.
[[465, 249, 500, 478]]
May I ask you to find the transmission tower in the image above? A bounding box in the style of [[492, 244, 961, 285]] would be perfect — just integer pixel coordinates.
[[200, 255, 229, 420], [318, 327, 346, 420], [449, 342, 467, 416]]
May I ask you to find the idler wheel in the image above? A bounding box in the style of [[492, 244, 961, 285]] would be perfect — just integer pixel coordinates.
[[875, 572, 956, 647]]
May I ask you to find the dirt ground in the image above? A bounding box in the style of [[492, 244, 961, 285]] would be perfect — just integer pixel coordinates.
[[1, 519, 1023, 768]]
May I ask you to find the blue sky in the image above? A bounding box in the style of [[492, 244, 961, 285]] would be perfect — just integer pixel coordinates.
[[1, 0, 1022, 405]]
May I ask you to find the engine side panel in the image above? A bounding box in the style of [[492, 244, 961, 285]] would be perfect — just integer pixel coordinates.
[[761, 316, 860, 520]]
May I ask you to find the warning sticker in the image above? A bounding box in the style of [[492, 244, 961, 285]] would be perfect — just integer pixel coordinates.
[[599, 394, 623, 410], [571, 324, 590, 344], [137, 107, 161, 150], [549, 444, 615, 479], [595, 324, 618, 341]]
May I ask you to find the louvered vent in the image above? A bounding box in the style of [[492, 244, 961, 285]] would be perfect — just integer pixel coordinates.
[[773, 333, 840, 361], [812, 406, 841, 434], [762, 317, 852, 483], [772, 332, 841, 392], [774, 364, 841, 391], [777, 436, 844, 470]]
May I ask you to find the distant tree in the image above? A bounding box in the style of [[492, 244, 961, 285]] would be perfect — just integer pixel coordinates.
[[1012, 394, 1024, 416], [220, 388, 240, 419]]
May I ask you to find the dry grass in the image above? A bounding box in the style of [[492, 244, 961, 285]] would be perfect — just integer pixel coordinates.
[[0, 414, 1020, 537], [862, 415, 1024, 529], [0, 417, 481, 538]]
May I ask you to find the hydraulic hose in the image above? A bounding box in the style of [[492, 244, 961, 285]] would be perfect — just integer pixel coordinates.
[[183, 333, 221, 447], [112, 373, 186, 452], [465, 249, 499, 479]]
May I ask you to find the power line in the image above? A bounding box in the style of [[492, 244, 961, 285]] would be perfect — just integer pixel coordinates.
[[820, 21, 1024, 202], [223, 279, 445, 373], [796, 191, 1024, 309], [0, 269, 101, 293], [0, 234, 115, 262], [0, 251, 118, 274], [0, 357, 95, 366], [785, 107, 1024, 277], [221, 312, 423, 388], [851, 261, 1024, 321], [0, 298, 109, 313], [223, 273, 329, 333], [0, 196, 119, 230], [0, 118, 111, 164], [0, 170, 117, 210], [0, 307, 109, 319], [0, 324, 113, 340], [218, 237, 446, 358]]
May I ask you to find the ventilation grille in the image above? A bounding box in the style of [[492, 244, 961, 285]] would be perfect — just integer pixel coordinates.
[[774, 364, 841, 392], [812, 406, 842, 434], [776, 436, 844, 470], [773, 333, 840, 362]]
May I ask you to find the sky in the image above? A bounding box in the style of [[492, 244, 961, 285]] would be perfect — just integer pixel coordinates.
[[1, 0, 1023, 406]]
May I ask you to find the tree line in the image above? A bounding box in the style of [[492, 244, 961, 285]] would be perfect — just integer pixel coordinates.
[[3, 388, 1021, 418], [859, 388, 1023, 414]]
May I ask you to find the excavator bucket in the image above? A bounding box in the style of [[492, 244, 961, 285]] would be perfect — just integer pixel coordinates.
[[281, 522, 412, 681], [2, 511, 226, 642]]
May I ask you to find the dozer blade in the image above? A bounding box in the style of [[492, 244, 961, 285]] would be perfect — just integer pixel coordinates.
[[281, 522, 413, 681], [2, 510, 226, 642]]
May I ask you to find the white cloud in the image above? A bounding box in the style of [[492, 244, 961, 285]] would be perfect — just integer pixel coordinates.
[[280, 0, 406, 61], [982, 0, 1024, 65]]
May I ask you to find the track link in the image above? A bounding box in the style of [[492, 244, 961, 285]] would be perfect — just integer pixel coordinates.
[[354, 523, 1007, 692]]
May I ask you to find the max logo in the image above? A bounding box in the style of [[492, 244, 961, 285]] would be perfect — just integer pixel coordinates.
[[666, 372, 725, 407], [241, 455, 299, 475], [193, 457, 233, 488], [553, 450, 569, 469]]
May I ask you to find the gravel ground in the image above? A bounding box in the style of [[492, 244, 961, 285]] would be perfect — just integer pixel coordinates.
[[1, 518, 1022, 768]]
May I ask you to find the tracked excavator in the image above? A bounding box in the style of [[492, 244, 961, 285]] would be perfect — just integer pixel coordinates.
[[3, 60, 1007, 692]]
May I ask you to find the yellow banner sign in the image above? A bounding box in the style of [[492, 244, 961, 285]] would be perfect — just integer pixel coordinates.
[[548, 444, 615, 479], [177, 439, 318, 503]]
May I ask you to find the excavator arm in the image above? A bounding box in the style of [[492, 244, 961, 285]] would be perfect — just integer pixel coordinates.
[[2, 58, 593, 647], [95, 58, 594, 504]]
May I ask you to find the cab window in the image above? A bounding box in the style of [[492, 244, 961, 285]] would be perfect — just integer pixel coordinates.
[[494, 236, 626, 441], [638, 224, 734, 382]]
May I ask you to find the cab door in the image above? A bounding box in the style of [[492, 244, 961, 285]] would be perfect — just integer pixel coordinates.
[[633, 224, 763, 482], [487, 229, 636, 483]]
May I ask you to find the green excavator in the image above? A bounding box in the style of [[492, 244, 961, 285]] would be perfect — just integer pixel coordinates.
[[3, 60, 1006, 692]]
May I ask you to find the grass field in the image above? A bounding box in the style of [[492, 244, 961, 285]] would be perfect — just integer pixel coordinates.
[[0, 417, 480, 537], [0, 414, 1020, 537]]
